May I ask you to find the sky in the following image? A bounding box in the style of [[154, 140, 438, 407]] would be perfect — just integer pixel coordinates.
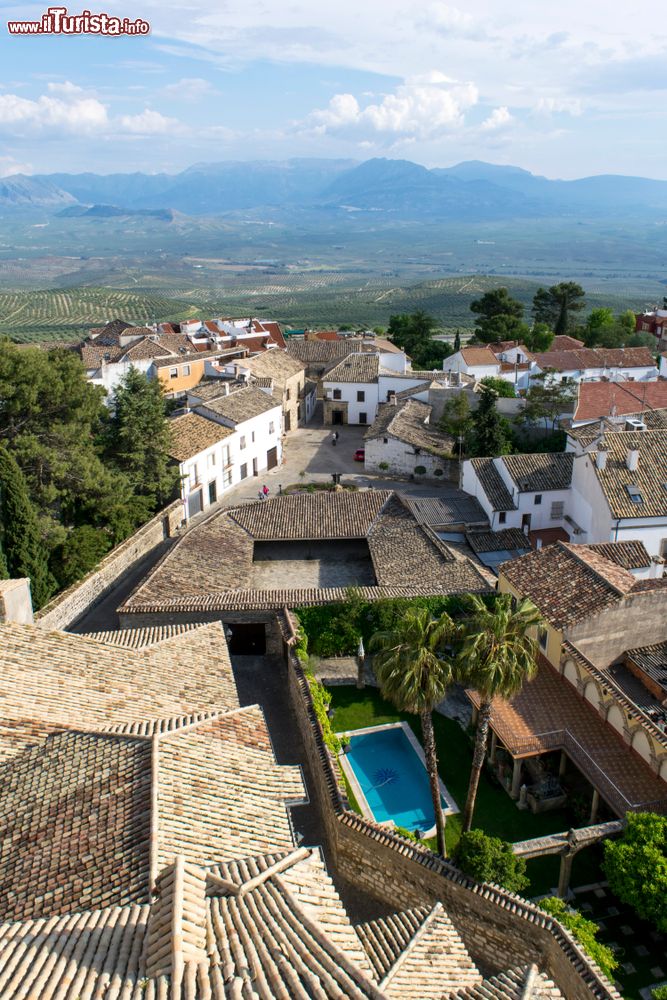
[[0, 0, 665, 178]]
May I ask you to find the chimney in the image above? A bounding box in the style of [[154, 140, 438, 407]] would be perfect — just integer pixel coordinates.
[[626, 448, 639, 472], [388, 391, 397, 406], [536, 538, 543, 550], [596, 448, 608, 471]]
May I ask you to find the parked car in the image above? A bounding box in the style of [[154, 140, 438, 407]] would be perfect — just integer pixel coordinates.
[[354, 449, 365, 462]]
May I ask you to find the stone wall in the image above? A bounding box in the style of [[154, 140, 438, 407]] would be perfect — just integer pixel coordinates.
[[36, 501, 184, 631], [282, 626, 619, 1000], [570, 590, 667, 666]]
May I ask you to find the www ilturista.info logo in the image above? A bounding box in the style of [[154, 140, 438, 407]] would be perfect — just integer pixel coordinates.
[[7, 6, 150, 34]]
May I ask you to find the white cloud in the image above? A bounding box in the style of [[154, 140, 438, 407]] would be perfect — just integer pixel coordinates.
[[480, 106, 513, 130], [306, 77, 478, 140], [163, 77, 216, 101], [0, 88, 108, 134], [118, 109, 179, 134], [0, 155, 32, 177], [534, 96, 583, 116]]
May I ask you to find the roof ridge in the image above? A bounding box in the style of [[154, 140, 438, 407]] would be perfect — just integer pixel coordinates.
[[207, 846, 313, 898], [560, 542, 633, 596], [152, 702, 262, 741], [379, 901, 445, 989]]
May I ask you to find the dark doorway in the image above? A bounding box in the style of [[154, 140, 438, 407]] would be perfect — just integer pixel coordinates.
[[187, 489, 203, 518], [267, 446, 278, 470], [227, 622, 266, 655], [331, 409, 344, 425], [208, 480, 217, 504], [521, 513, 532, 532], [285, 411, 291, 432]]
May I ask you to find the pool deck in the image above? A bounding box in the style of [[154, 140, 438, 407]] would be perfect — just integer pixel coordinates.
[[339, 721, 459, 838]]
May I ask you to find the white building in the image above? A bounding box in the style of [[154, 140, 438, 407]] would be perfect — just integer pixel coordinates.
[[531, 346, 659, 386], [364, 399, 455, 480], [442, 346, 501, 381], [193, 385, 283, 483], [167, 412, 236, 520], [462, 453, 574, 536]]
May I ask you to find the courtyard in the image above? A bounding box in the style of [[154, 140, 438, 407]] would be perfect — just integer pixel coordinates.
[[250, 538, 376, 589]]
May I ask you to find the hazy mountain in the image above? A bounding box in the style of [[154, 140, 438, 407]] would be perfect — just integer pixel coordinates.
[[12, 157, 667, 219], [56, 204, 174, 220], [0, 175, 76, 209]]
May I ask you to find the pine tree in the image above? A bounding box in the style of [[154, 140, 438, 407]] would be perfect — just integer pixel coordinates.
[[468, 386, 510, 457], [0, 446, 55, 608], [107, 368, 179, 510]]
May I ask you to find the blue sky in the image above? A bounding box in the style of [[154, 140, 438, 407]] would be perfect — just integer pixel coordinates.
[[0, 0, 665, 178]]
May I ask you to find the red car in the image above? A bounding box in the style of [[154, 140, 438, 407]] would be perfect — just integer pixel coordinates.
[[354, 448, 365, 462]]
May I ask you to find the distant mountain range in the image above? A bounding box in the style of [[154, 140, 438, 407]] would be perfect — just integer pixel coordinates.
[[3, 158, 667, 220]]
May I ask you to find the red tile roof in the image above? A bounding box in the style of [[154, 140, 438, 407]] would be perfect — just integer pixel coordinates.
[[574, 380, 667, 421], [460, 347, 500, 366], [534, 347, 656, 372]]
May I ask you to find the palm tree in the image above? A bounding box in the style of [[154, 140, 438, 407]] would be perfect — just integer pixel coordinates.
[[456, 594, 542, 833], [369, 608, 457, 857]]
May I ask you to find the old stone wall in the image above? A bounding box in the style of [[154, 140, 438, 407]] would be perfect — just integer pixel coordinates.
[[570, 589, 667, 666], [36, 501, 184, 631], [283, 638, 620, 1000]]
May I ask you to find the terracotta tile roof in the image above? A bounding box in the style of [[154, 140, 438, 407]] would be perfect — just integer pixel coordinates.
[[287, 339, 373, 364], [253, 318, 286, 348], [196, 384, 280, 424], [0, 622, 238, 762], [167, 411, 233, 462], [364, 399, 454, 456], [466, 528, 530, 554], [187, 378, 234, 403], [230, 489, 391, 540], [551, 335, 585, 350], [533, 346, 656, 372], [151, 347, 239, 370], [470, 458, 517, 511], [0, 730, 152, 922], [404, 494, 488, 527], [467, 654, 667, 814], [451, 965, 564, 998], [501, 453, 573, 492], [574, 380, 667, 422], [499, 541, 667, 630], [565, 408, 667, 445], [356, 906, 431, 979], [71, 623, 204, 648], [122, 492, 491, 613], [459, 347, 499, 366], [240, 348, 306, 385], [324, 354, 380, 383], [313, 329, 341, 340], [591, 430, 667, 517], [586, 541, 651, 570]]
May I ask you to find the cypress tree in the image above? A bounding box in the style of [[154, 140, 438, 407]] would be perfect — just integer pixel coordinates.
[[468, 385, 510, 457], [453, 329, 461, 352], [0, 446, 55, 608]]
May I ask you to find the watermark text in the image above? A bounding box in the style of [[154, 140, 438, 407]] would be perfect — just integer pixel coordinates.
[[7, 6, 150, 35]]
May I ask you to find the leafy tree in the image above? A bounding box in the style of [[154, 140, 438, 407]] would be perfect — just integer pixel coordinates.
[[439, 392, 472, 454], [369, 607, 458, 856], [524, 322, 554, 353], [453, 330, 461, 353], [0, 539, 7, 579], [583, 308, 617, 348], [532, 282, 585, 335], [455, 594, 541, 831], [456, 829, 528, 893], [470, 288, 525, 343], [0, 445, 56, 609], [106, 368, 179, 510], [521, 372, 575, 431], [538, 897, 617, 981], [467, 385, 511, 457], [603, 812, 667, 931], [50, 525, 112, 589], [387, 311, 447, 368], [480, 376, 515, 398], [652, 986, 667, 1000]]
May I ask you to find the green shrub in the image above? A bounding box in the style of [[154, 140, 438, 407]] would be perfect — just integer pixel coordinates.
[[378, 461, 390, 471], [414, 465, 427, 475], [303, 670, 346, 755], [652, 985, 667, 1000], [455, 829, 528, 893], [434, 468, 443, 476], [538, 897, 618, 981], [603, 812, 667, 932]]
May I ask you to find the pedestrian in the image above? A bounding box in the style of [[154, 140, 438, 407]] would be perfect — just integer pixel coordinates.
[[257, 489, 264, 501], [262, 484, 269, 498], [332, 430, 338, 446]]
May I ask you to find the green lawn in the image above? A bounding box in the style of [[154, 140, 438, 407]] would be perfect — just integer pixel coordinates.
[[328, 686, 602, 895]]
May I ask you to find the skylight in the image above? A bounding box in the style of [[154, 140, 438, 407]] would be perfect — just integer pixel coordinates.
[[625, 484, 644, 503]]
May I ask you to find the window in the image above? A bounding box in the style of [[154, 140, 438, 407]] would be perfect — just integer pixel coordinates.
[[169, 367, 178, 379], [182, 364, 191, 376], [383, 437, 388, 444], [333, 389, 342, 400], [240, 435, 246, 450], [660, 538, 667, 559], [190, 463, 200, 485], [208, 452, 216, 467], [498, 511, 506, 524], [251, 431, 256, 443], [534, 494, 542, 505], [551, 501, 564, 520], [357, 390, 365, 402], [269, 421, 275, 435], [286, 387, 291, 401], [223, 468, 233, 488], [240, 463, 248, 480], [359, 412, 367, 424], [537, 626, 548, 652], [223, 447, 231, 466]]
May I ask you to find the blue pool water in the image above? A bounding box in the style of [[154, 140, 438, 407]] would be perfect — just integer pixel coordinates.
[[345, 726, 445, 832]]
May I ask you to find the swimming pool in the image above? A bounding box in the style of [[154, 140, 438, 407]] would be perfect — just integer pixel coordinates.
[[339, 722, 458, 837]]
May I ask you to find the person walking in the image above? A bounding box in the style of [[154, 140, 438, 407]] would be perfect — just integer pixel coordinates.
[[262, 484, 270, 498]]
